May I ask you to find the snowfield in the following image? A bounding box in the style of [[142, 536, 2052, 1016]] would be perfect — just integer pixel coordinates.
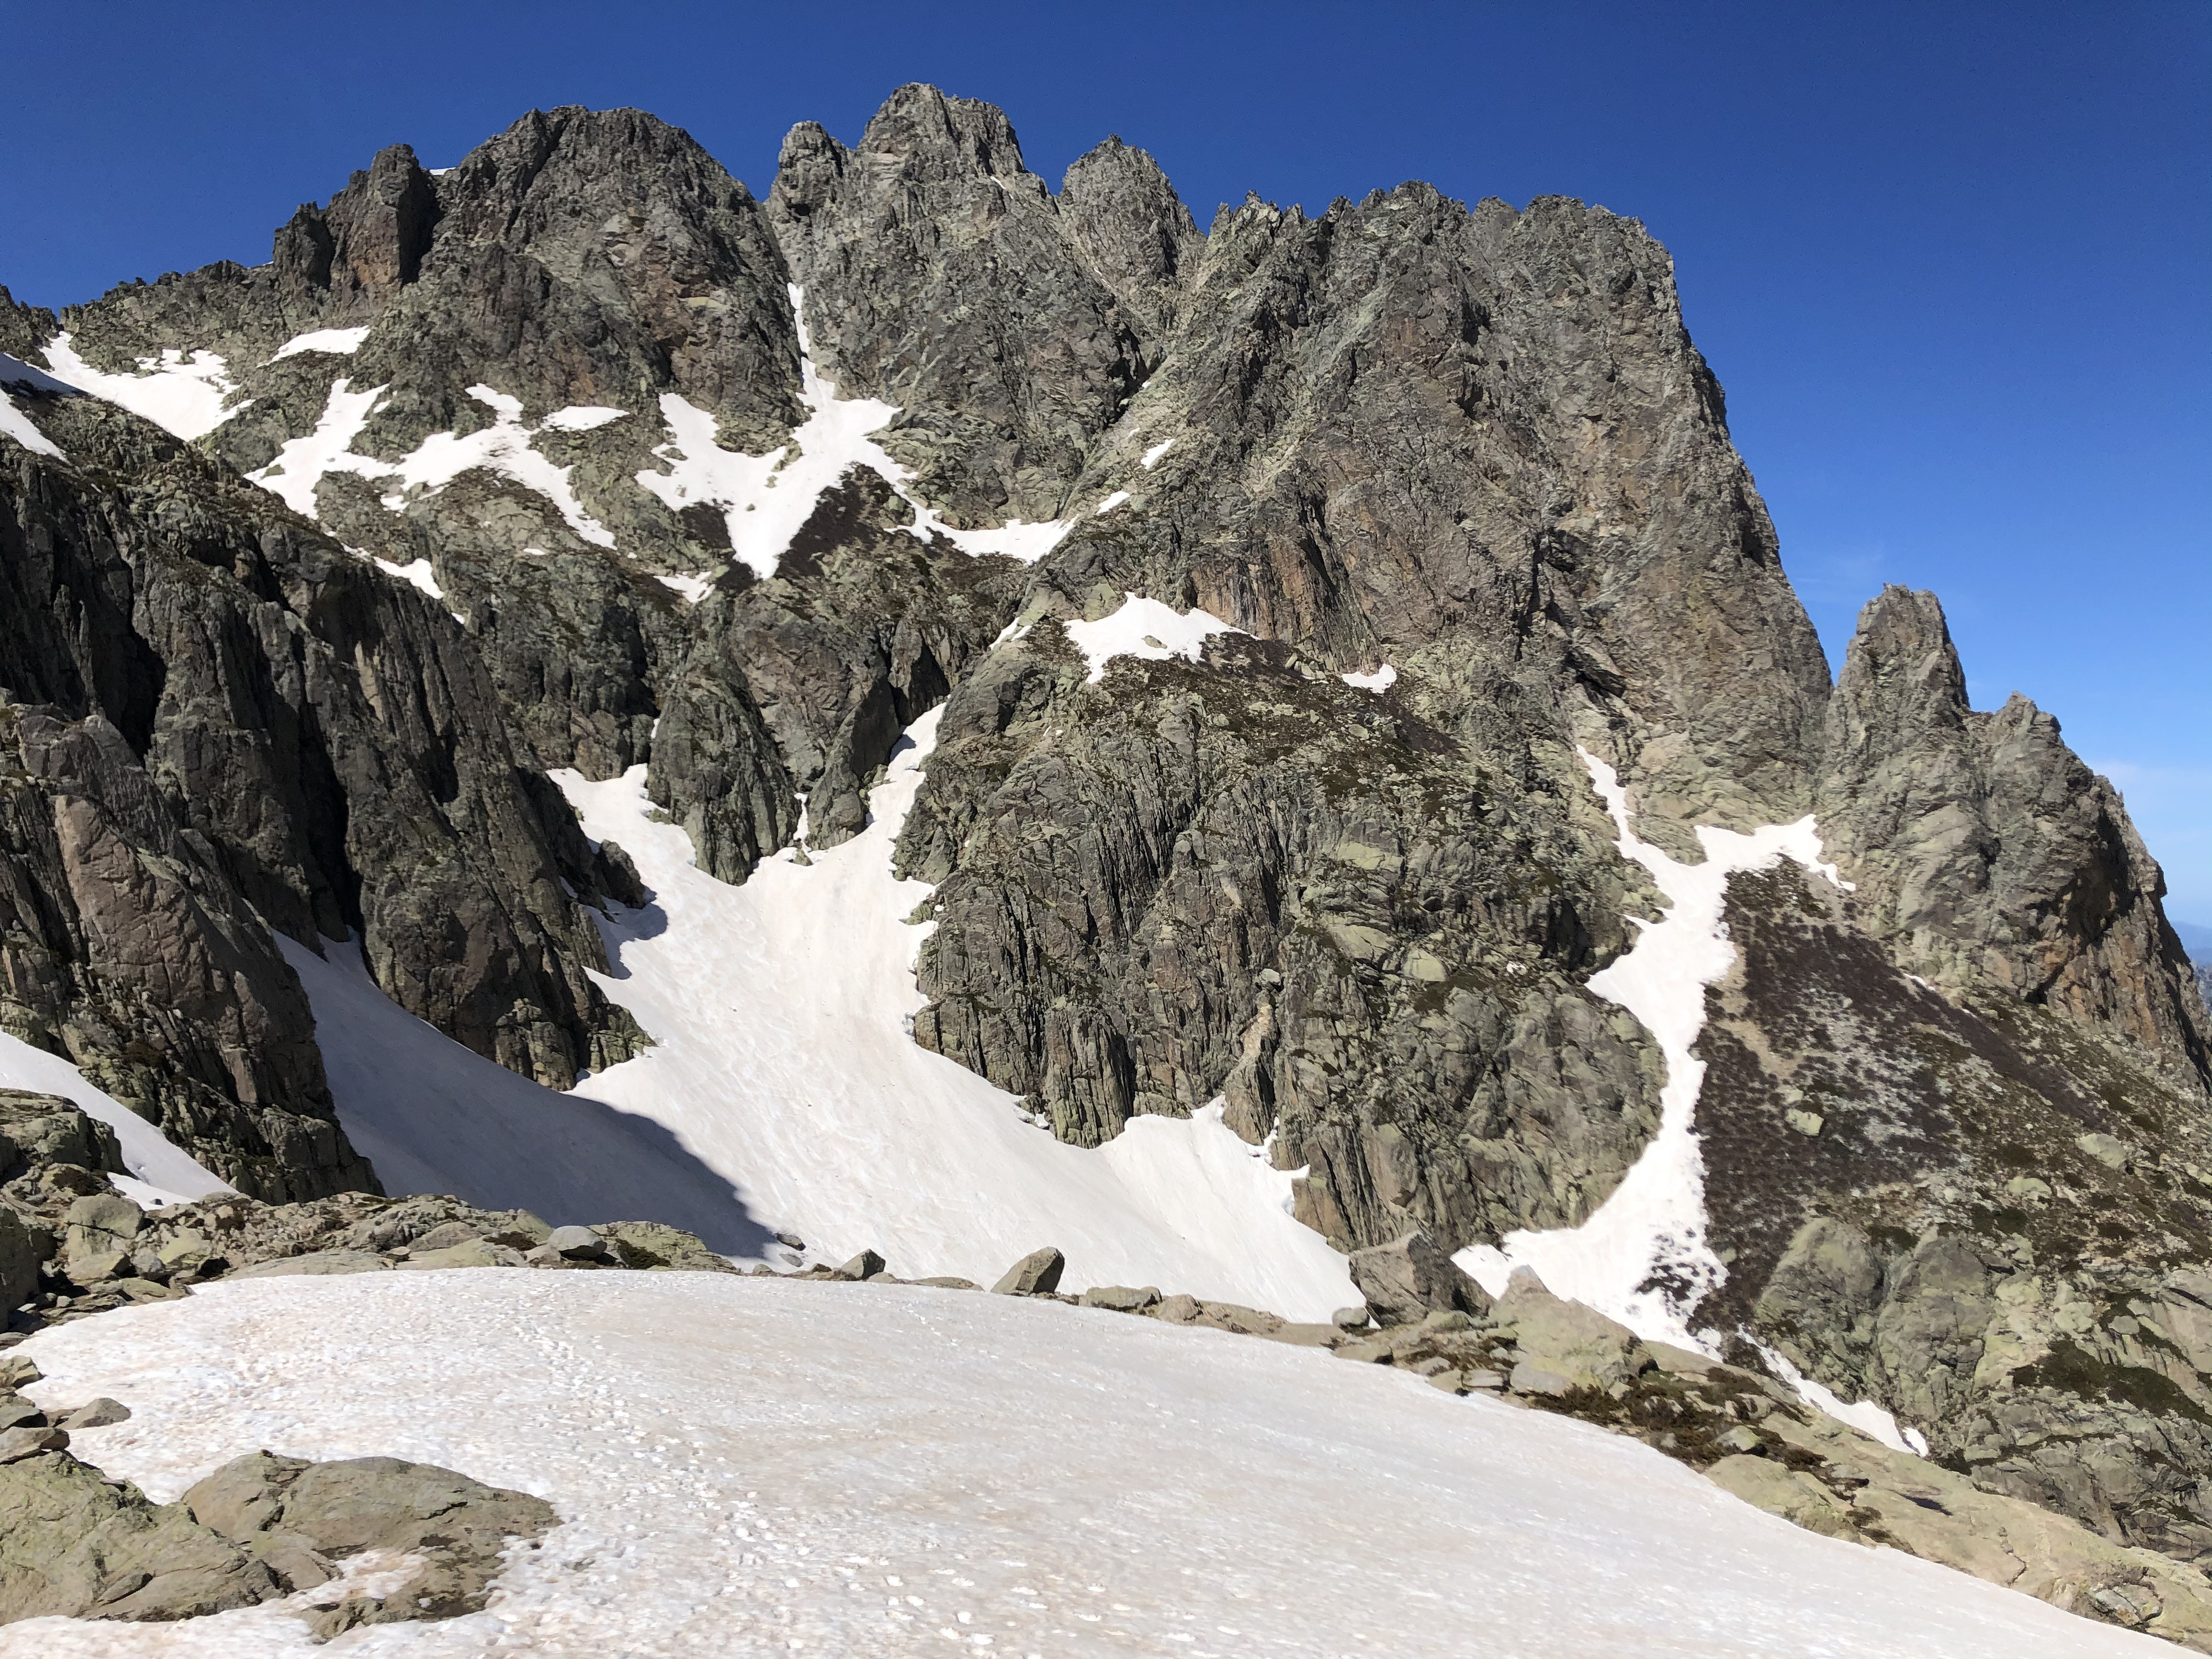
[[1064, 594, 1244, 685], [38, 335, 244, 440], [4, 1270, 2161, 1658], [301, 712, 1357, 1319]]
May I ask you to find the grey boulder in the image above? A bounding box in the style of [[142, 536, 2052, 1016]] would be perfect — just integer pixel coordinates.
[[991, 1246, 1066, 1296], [1348, 1232, 1492, 1327], [181, 1450, 557, 1635], [547, 1224, 612, 1261]]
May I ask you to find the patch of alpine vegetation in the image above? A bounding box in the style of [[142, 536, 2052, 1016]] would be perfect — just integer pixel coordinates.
[[1700, 853, 2212, 1567]]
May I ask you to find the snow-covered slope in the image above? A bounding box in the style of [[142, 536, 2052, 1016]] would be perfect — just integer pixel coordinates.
[[4, 1270, 2164, 1658], [0, 1031, 231, 1204], [300, 714, 1356, 1319]]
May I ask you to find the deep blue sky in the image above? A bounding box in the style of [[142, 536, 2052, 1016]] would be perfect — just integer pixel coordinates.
[[7, 2, 2209, 915]]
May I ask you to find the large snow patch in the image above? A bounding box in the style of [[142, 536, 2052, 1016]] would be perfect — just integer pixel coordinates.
[[3, 1271, 2163, 1658], [39, 335, 244, 440], [301, 712, 1354, 1317]]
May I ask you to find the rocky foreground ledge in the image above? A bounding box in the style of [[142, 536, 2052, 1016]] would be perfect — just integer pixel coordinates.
[[5, 1084, 2209, 1647]]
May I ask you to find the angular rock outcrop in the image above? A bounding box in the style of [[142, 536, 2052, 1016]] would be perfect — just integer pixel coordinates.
[[1348, 1231, 1492, 1326], [769, 84, 1155, 526], [182, 1449, 555, 1636], [1820, 585, 2209, 1076]]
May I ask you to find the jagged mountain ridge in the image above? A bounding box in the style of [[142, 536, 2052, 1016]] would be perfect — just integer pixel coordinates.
[[5, 82, 2212, 1585]]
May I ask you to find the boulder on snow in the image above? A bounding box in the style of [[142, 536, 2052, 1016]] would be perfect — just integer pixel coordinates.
[[228, 1249, 393, 1279], [55, 1398, 131, 1432], [62, 1192, 144, 1281], [1348, 1232, 1491, 1327], [182, 1450, 557, 1636], [1081, 1285, 1160, 1312], [398, 1239, 528, 1271], [991, 1246, 1066, 1296], [0, 1444, 280, 1622], [547, 1225, 612, 1261], [834, 1249, 887, 1281], [1331, 1305, 1371, 1333], [1491, 1270, 1651, 1392], [593, 1221, 736, 1274]]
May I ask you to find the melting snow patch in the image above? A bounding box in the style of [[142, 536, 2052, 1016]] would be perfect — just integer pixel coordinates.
[[247, 378, 389, 516], [248, 381, 616, 546], [540, 405, 629, 432], [268, 326, 370, 362], [6, 1272, 2157, 1659], [108, 1175, 200, 1211], [1141, 437, 1175, 468], [0, 391, 65, 459], [1342, 663, 1398, 692], [1755, 1341, 1931, 1457], [1094, 489, 1131, 515], [372, 556, 444, 602], [1064, 592, 1244, 685], [655, 571, 716, 603], [39, 333, 246, 440], [635, 284, 1071, 578], [0, 1030, 231, 1199], [1459, 750, 1847, 1356]]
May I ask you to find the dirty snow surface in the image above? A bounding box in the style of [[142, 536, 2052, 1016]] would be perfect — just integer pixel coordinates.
[[302, 711, 1355, 1319], [4, 1271, 2159, 1659]]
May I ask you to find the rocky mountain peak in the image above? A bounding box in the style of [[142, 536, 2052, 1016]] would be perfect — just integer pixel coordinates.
[[768, 86, 1150, 524], [1059, 135, 1203, 339], [1828, 583, 1970, 743], [275, 142, 441, 317], [857, 81, 1030, 180], [1820, 586, 2210, 1077], [12, 98, 2212, 1614]]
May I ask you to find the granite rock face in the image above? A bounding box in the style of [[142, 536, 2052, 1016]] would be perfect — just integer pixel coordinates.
[[1, 344, 641, 1178], [769, 85, 1157, 526]]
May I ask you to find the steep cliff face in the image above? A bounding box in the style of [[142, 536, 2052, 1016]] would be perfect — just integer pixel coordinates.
[[898, 172, 1835, 1246], [7, 84, 2211, 1580], [1, 352, 643, 1184]]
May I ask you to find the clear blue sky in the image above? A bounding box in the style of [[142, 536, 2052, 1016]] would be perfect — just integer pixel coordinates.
[[7, 2, 2208, 916]]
